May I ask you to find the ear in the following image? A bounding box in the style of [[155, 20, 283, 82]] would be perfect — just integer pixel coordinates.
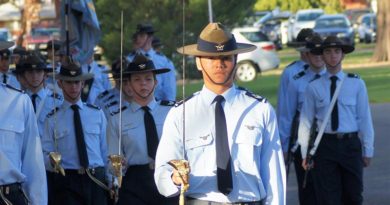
[[195, 57, 203, 71]]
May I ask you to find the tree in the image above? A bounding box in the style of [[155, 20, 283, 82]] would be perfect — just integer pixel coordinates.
[[254, 0, 341, 13], [17, 0, 41, 46], [371, 0, 390, 62]]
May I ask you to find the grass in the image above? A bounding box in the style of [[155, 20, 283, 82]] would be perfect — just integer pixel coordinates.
[[176, 43, 390, 106]]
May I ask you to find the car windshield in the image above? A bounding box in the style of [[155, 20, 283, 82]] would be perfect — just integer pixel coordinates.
[[297, 12, 323, 21], [240, 31, 269, 42], [0, 31, 8, 41], [315, 18, 350, 28]]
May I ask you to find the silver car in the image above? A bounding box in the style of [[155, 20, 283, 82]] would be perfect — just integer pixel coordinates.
[[231, 27, 280, 82]]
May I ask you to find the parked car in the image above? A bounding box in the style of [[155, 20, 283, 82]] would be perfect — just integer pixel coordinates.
[[344, 8, 371, 30], [314, 14, 355, 46], [0, 27, 12, 42], [357, 13, 376, 43], [289, 9, 324, 42], [231, 27, 280, 82]]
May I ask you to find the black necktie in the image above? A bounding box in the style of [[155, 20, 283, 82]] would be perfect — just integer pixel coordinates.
[[214, 95, 233, 195], [70, 104, 89, 168], [2, 74, 7, 84], [330, 76, 339, 131], [142, 106, 159, 160], [31, 94, 38, 113]]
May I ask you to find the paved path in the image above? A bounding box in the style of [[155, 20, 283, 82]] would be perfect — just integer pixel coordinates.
[[286, 103, 390, 205]]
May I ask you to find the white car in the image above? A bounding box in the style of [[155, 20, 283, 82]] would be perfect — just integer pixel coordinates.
[[231, 27, 280, 82], [290, 9, 324, 41]]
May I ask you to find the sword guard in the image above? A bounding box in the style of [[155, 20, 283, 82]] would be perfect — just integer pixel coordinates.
[[168, 159, 190, 192], [49, 152, 65, 176], [109, 154, 124, 187]]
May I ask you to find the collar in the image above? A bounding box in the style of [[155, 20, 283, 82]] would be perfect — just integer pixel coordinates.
[[63, 99, 84, 110], [325, 70, 345, 81], [27, 87, 48, 99], [201, 84, 236, 106], [137, 48, 156, 57], [130, 98, 158, 112]]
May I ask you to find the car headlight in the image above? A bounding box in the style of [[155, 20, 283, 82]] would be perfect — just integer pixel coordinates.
[[337, 33, 347, 38]]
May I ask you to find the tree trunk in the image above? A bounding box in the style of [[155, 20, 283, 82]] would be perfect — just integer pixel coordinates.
[[371, 0, 390, 62], [17, 0, 41, 47]]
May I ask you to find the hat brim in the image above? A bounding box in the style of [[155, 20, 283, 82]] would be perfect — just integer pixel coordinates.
[[177, 43, 256, 56], [0, 41, 14, 50], [13, 68, 52, 74], [311, 44, 355, 55], [296, 46, 310, 52], [55, 73, 94, 81], [123, 68, 170, 75]]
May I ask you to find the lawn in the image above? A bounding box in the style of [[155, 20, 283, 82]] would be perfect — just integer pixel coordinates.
[[176, 42, 389, 106]]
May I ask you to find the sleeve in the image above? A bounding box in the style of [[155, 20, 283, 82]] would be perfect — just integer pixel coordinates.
[[42, 116, 55, 171], [276, 66, 292, 119], [260, 104, 286, 205], [278, 80, 299, 152], [21, 96, 48, 205], [356, 80, 374, 157], [102, 66, 113, 90], [297, 85, 316, 158], [154, 108, 182, 197]]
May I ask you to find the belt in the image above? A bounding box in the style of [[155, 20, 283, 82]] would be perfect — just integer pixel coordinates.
[[0, 183, 20, 195], [323, 132, 358, 139], [64, 167, 104, 175], [186, 197, 263, 205]]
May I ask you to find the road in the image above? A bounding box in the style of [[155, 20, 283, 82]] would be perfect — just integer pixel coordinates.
[[286, 103, 390, 205]]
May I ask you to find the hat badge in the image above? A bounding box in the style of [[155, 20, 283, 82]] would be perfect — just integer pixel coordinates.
[[138, 64, 146, 69], [70, 71, 77, 76], [32, 65, 37, 68], [215, 44, 225, 51]]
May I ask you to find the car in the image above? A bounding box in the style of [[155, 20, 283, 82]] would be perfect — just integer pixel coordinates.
[[313, 14, 355, 46], [344, 8, 371, 30], [289, 9, 324, 41], [25, 27, 60, 50], [0, 27, 12, 42], [231, 27, 280, 82], [357, 13, 376, 43]]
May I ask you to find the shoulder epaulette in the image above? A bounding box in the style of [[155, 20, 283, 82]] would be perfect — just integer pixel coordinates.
[[5, 84, 24, 93], [110, 106, 128, 116], [160, 100, 175, 106], [293, 70, 306, 80], [49, 93, 63, 100], [97, 64, 104, 68], [242, 88, 267, 103], [285, 60, 297, 68], [175, 92, 198, 107], [105, 100, 118, 108], [85, 103, 101, 110], [46, 107, 60, 118], [104, 94, 115, 102], [347, 73, 360, 79], [303, 64, 309, 70], [97, 90, 110, 99]]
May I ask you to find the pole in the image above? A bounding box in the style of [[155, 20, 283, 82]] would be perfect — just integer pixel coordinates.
[[208, 0, 213, 23]]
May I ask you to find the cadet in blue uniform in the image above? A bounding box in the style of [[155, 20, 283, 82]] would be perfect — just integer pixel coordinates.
[[0, 40, 47, 205], [277, 28, 314, 153], [0, 46, 21, 89], [278, 34, 325, 205], [127, 23, 176, 101], [80, 56, 112, 104], [13, 52, 63, 137], [95, 58, 132, 118], [154, 23, 285, 205], [42, 60, 109, 205], [107, 54, 176, 205], [298, 36, 374, 205]]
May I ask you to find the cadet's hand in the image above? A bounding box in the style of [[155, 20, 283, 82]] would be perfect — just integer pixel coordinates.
[[363, 157, 371, 167], [172, 169, 183, 186], [301, 158, 314, 171]]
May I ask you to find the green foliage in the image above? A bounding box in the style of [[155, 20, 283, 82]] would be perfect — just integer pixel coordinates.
[[95, 0, 256, 78], [254, 0, 342, 13]]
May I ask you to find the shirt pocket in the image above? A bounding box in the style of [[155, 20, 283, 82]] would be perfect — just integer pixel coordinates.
[[235, 127, 263, 172], [185, 132, 214, 170], [54, 129, 71, 152], [340, 97, 356, 106], [0, 120, 24, 155]]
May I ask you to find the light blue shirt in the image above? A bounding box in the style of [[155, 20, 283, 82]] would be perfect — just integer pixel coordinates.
[[127, 49, 176, 101], [154, 85, 286, 205], [42, 99, 108, 170], [0, 83, 47, 205], [81, 61, 112, 104], [298, 71, 374, 158], [27, 88, 63, 137], [278, 68, 325, 152], [107, 99, 173, 168], [2, 71, 21, 89]]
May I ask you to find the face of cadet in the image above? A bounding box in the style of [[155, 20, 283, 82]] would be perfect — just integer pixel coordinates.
[[322, 47, 344, 71], [128, 72, 156, 101], [196, 55, 236, 93], [306, 52, 325, 71], [134, 33, 150, 50], [0, 56, 9, 73], [23, 70, 46, 89], [59, 80, 84, 102]]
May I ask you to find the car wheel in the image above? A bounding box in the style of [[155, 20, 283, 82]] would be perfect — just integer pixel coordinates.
[[235, 61, 257, 82]]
